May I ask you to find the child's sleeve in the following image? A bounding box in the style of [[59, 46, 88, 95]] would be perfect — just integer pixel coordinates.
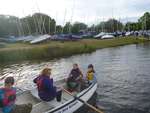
[[0, 89, 4, 107], [93, 73, 97, 83], [0, 89, 3, 100]]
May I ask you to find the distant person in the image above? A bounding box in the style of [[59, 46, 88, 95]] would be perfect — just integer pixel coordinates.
[[33, 68, 62, 102], [0, 77, 32, 113], [86, 64, 97, 84], [67, 64, 83, 91]]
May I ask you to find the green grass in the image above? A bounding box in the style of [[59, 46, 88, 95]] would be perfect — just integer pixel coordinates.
[[0, 37, 148, 63]]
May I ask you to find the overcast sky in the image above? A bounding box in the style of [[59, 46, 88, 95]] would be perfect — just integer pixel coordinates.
[[0, 0, 150, 25]]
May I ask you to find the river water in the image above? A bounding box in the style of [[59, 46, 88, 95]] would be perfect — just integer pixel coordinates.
[[0, 43, 150, 113]]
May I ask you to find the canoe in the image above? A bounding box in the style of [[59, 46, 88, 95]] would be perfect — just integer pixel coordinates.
[[16, 79, 97, 113]]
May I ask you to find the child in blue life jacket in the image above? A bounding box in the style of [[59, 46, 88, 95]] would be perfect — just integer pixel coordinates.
[[34, 68, 62, 102], [0, 77, 32, 113]]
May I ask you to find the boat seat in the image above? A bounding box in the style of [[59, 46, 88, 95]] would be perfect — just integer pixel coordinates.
[[16, 91, 41, 105], [31, 95, 69, 113], [30, 88, 66, 105]]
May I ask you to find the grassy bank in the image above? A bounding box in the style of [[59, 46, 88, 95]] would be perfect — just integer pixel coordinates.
[[0, 37, 148, 63]]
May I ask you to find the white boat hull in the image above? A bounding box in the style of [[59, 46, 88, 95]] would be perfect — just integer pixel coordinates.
[[47, 83, 97, 113], [16, 81, 97, 113]]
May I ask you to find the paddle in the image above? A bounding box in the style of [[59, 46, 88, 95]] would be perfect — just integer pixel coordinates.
[[62, 88, 104, 113]]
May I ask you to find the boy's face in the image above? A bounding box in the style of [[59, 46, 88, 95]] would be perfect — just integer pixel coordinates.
[[5, 83, 13, 87]]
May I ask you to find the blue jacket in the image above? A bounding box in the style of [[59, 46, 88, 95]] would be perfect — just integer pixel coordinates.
[[33, 75, 57, 101]]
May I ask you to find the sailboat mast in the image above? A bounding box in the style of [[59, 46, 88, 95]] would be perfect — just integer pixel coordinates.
[[49, 16, 51, 34], [145, 14, 147, 30], [16, 18, 21, 37], [102, 17, 104, 32], [22, 10, 31, 35], [70, 0, 76, 34], [62, 9, 67, 34], [32, 12, 38, 34], [18, 18, 24, 36], [54, 12, 58, 34], [34, 0, 43, 34], [41, 16, 46, 34]]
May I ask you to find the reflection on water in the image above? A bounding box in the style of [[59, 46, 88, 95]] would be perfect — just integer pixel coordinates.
[[1, 43, 150, 113]]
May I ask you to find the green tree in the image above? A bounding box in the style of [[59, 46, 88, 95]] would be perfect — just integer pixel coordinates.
[[95, 19, 123, 33], [56, 25, 63, 34], [105, 19, 123, 32], [124, 22, 141, 31], [0, 15, 19, 37], [138, 12, 150, 30], [71, 22, 87, 34], [63, 22, 72, 34]]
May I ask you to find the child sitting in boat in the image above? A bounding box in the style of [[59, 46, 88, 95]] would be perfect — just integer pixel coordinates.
[[33, 68, 62, 102], [86, 64, 97, 84], [67, 64, 83, 92], [0, 77, 32, 113]]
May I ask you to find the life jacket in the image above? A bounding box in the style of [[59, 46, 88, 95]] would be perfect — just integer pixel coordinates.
[[35, 76, 44, 92], [70, 68, 81, 81], [0, 88, 16, 107], [87, 71, 94, 81]]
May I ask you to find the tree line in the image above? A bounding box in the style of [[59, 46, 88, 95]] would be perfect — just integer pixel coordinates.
[[0, 12, 149, 37]]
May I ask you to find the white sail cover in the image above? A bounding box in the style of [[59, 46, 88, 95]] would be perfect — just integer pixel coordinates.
[[101, 34, 114, 39], [30, 34, 51, 44], [94, 32, 106, 38]]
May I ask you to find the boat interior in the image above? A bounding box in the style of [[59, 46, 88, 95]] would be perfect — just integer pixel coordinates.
[[16, 79, 81, 113]]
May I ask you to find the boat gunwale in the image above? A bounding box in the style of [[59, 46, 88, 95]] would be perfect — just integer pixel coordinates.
[[46, 82, 97, 113]]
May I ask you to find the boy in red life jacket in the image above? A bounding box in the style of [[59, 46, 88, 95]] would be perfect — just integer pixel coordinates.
[[33, 68, 62, 102], [0, 77, 32, 113]]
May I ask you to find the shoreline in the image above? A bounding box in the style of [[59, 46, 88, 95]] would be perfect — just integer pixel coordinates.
[[0, 37, 148, 63]]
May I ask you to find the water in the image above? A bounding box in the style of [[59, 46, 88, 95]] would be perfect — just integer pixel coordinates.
[[0, 43, 150, 113]]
